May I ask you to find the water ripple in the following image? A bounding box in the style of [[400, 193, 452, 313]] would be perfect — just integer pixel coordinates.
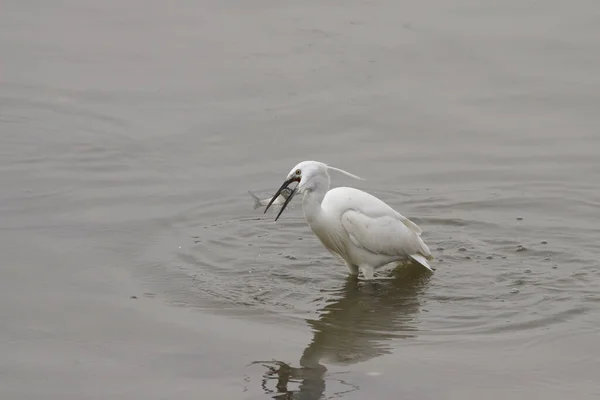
[[138, 186, 598, 352]]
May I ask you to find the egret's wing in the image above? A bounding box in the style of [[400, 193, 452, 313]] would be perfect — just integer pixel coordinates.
[[353, 203, 422, 235], [341, 209, 431, 258], [326, 187, 423, 235]]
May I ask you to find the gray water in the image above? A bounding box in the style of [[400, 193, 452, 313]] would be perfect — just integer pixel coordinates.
[[2, 1, 600, 399]]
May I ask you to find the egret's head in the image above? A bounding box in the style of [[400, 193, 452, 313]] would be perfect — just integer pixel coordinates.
[[264, 160, 363, 221], [289, 161, 328, 193]]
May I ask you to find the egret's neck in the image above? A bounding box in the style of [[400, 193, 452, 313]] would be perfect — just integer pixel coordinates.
[[302, 174, 329, 223]]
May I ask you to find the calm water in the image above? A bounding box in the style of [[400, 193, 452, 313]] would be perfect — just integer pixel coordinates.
[[1, 1, 600, 399]]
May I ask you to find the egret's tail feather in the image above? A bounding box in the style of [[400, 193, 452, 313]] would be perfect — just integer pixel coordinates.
[[248, 191, 263, 209], [326, 165, 365, 180], [400, 217, 423, 235], [409, 253, 434, 272], [414, 234, 433, 261]]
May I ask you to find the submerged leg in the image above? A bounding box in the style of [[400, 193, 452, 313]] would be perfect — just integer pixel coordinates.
[[358, 265, 395, 281], [358, 265, 374, 280], [345, 262, 359, 276]]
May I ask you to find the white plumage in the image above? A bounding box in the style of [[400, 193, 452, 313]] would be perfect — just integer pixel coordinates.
[[264, 161, 434, 280]]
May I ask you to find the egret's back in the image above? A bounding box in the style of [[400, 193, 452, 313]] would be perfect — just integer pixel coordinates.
[[321, 187, 423, 235]]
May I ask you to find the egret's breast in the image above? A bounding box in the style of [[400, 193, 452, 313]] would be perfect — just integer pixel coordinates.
[[308, 213, 350, 260]]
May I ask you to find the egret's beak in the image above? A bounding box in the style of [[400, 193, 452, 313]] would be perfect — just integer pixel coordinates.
[[264, 176, 299, 221]]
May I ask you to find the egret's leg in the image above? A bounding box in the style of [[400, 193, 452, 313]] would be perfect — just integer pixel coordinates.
[[345, 262, 359, 276], [358, 265, 374, 280], [358, 265, 395, 281]]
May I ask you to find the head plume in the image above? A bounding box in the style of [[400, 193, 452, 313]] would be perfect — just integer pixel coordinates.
[[324, 164, 364, 180]]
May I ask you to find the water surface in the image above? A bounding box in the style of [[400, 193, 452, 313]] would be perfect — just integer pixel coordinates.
[[1, 1, 600, 399]]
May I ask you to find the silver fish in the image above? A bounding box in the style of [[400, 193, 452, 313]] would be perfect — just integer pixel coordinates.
[[248, 188, 293, 210]]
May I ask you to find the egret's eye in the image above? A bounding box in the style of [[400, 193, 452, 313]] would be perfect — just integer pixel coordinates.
[[295, 169, 301, 175]]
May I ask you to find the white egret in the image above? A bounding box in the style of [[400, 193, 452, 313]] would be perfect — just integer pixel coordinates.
[[264, 161, 434, 280]]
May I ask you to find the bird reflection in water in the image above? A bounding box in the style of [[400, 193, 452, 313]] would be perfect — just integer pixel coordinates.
[[251, 263, 430, 399]]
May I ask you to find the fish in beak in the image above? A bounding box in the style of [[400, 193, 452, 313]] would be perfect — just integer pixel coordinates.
[[264, 176, 300, 220], [248, 188, 292, 209]]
